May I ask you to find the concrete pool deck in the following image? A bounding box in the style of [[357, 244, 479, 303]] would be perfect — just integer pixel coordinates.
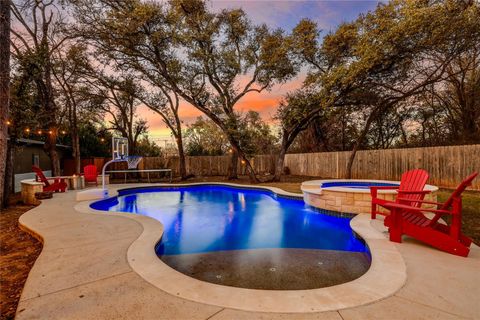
[[16, 184, 480, 319]]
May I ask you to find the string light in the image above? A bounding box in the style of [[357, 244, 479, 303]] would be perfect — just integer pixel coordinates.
[[4, 125, 70, 135], [100, 138, 105, 142]]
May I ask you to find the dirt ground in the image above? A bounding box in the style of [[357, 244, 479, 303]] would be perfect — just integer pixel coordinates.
[[0, 204, 43, 320]]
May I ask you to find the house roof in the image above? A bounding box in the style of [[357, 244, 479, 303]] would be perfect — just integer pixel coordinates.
[[10, 137, 71, 149]]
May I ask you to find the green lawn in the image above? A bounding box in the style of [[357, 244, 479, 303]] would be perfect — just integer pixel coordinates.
[[437, 189, 480, 245]]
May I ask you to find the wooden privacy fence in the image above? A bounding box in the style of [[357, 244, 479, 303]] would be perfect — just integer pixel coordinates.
[[283, 145, 480, 190], [71, 144, 479, 189]]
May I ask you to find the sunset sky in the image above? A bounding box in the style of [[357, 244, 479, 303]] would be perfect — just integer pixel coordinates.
[[145, 1, 382, 141]]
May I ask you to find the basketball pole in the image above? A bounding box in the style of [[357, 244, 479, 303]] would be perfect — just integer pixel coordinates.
[[101, 137, 129, 198]]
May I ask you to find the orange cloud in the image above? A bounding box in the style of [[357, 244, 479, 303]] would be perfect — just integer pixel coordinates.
[[134, 75, 306, 138]]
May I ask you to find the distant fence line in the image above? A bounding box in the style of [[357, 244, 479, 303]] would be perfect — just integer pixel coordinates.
[[65, 144, 480, 190]]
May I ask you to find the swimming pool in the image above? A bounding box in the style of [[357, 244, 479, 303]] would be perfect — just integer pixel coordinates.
[[91, 185, 371, 289]]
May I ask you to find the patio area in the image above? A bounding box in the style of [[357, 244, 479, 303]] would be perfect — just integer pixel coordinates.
[[14, 185, 480, 320]]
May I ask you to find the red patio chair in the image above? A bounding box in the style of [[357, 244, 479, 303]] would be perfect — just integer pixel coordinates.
[[381, 172, 477, 257], [83, 165, 98, 186], [32, 165, 67, 193], [370, 169, 430, 219]]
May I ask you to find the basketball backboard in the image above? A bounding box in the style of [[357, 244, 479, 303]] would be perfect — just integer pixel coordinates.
[[112, 137, 128, 160]]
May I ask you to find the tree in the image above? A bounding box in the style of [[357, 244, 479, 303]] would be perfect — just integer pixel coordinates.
[[87, 75, 148, 155], [275, 0, 480, 180], [0, 0, 10, 208], [170, 1, 296, 180], [288, 106, 357, 153], [78, 123, 111, 158], [10, 0, 69, 176], [139, 88, 188, 179], [184, 117, 228, 156], [135, 136, 162, 157], [53, 44, 103, 173], [238, 110, 278, 156], [70, 0, 297, 182]]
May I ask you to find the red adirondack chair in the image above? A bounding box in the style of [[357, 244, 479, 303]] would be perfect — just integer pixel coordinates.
[[381, 172, 477, 257], [83, 165, 98, 186], [370, 169, 430, 220], [32, 166, 67, 193]]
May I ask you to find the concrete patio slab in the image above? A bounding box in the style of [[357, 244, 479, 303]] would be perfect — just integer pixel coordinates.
[[339, 296, 466, 320], [15, 184, 479, 319], [17, 272, 221, 320], [19, 236, 135, 300]]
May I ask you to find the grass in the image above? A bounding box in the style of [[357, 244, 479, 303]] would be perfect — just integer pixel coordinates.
[[437, 189, 480, 245]]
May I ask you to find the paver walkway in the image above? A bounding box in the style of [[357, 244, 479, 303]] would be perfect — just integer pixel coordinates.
[[16, 187, 480, 319]]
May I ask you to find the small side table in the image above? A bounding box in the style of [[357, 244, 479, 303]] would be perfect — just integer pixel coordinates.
[[69, 175, 85, 190], [58, 175, 85, 190]]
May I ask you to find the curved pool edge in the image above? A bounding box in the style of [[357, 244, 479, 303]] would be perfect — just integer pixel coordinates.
[[75, 182, 407, 313]]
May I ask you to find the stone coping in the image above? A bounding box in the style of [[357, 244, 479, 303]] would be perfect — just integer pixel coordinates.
[[75, 182, 407, 313], [20, 178, 44, 186], [302, 179, 439, 194]]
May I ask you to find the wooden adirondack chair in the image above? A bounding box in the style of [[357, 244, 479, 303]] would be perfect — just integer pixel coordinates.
[[381, 172, 477, 257], [370, 169, 430, 219], [83, 165, 98, 186], [32, 166, 68, 193]]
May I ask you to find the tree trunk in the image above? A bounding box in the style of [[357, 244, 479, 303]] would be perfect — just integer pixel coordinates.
[[0, 0, 10, 209], [3, 137, 14, 208], [43, 47, 60, 175], [45, 130, 61, 176], [71, 104, 81, 174], [273, 147, 287, 182], [239, 153, 258, 183], [345, 143, 359, 179], [72, 131, 81, 174], [273, 131, 295, 182], [175, 131, 187, 180], [227, 149, 238, 180], [346, 109, 377, 179]]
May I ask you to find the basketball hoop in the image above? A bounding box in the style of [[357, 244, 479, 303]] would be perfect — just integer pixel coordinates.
[[126, 155, 143, 169]]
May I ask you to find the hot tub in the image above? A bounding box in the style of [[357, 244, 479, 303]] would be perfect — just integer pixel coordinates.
[[301, 179, 438, 215]]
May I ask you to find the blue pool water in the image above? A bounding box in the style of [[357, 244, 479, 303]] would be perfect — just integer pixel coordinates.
[[321, 181, 399, 189], [91, 185, 369, 257]]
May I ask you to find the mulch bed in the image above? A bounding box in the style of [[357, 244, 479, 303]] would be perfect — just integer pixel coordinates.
[[0, 204, 43, 320]]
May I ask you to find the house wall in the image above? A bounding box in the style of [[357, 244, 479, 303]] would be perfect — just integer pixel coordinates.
[[14, 144, 54, 174], [13, 143, 69, 192]]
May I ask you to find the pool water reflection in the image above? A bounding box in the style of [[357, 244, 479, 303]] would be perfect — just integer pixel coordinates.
[[91, 185, 369, 256]]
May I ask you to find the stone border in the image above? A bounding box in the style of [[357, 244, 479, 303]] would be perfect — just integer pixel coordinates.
[[75, 182, 407, 313], [302, 179, 438, 215], [20, 179, 44, 205]]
